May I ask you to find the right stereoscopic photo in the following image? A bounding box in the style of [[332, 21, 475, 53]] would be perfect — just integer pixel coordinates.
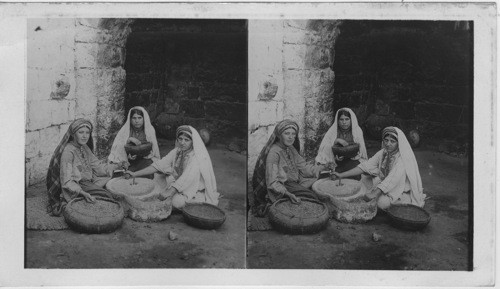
[[247, 20, 472, 270]]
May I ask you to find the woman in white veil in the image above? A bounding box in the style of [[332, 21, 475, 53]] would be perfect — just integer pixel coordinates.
[[108, 106, 160, 178], [315, 107, 368, 179], [124, 125, 219, 209]]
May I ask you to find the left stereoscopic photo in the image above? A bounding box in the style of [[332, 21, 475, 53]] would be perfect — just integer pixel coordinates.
[[25, 18, 247, 268]]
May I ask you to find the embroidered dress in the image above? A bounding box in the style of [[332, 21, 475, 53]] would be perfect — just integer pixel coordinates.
[[266, 143, 321, 202], [152, 126, 219, 208], [358, 127, 426, 207], [46, 118, 115, 216], [252, 119, 322, 216]]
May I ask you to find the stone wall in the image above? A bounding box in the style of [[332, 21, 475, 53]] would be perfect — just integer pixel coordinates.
[[333, 21, 472, 143], [26, 18, 133, 186], [248, 20, 341, 180], [124, 19, 247, 141]]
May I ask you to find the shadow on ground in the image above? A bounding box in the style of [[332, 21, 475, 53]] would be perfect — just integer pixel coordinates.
[[247, 149, 471, 270], [25, 139, 247, 268]]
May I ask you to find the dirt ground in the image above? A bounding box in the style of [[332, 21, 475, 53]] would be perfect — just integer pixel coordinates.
[[25, 139, 247, 269], [247, 146, 471, 270]]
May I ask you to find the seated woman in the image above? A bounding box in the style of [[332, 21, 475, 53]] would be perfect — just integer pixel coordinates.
[[316, 107, 367, 180], [251, 119, 326, 217], [332, 127, 426, 210], [124, 125, 219, 210], [108, 106, 160, 179], [46, 118, 123, 216]]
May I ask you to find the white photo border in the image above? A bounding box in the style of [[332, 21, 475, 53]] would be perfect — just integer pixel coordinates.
[[0, 1, 495, 287]]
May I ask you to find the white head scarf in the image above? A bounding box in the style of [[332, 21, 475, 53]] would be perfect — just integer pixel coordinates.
[[178, 125, 220, 206], [315, 107, 368, 165], [383, 127, 426, 207], [108, 106, 160, 163]]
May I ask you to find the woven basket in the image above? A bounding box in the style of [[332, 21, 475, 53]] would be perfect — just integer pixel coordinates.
[[332, 143, 360, 158], [387, 204, 431, 231], [268, 198, 329, 234], [63, 197, 124, 234], [182, 203, 226, 230], [125, 142, 153, 157]]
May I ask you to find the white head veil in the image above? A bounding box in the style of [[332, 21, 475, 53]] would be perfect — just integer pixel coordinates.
[[315, 107, 368, 165], [108, 106, 160, 163], [384, 127, 426, 207], [182, 125, 220, 206]]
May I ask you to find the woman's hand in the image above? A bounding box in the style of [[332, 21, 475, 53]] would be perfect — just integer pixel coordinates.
[[331, 172, 342, 180], [334, 138, 349, 147], [363, 188, 382, 202], [158, 187, 178, 201], [127, 137, 141, 146], [335, 155, 344, 162], [128, 154, 137, 161], [123, 170, 135, 179], [143, 151, 154, 160], [286, 192, 301, 204], [81, 191, 96, 203]]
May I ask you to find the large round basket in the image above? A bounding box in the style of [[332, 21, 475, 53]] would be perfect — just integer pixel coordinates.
[[332, 143, 360, 158], [124, 142, 153, 157], [268, 198, 329, 234], [63, 197, 125, 234], [387, 204, 431, 231], [182, 203, 226, 230]]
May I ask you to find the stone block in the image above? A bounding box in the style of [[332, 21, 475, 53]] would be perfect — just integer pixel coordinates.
[[249, 101, 281, 129], [283, 44, 307, 70], [283, 70, 305, 101], [27, 68, 52, 101], [305, 45, 331, 69], [205, 101, 246, 122], [75, 43, 98, 68], [38, 125, 62, 156], [391, 101, 415, 119], [375, 99, 391, 116], [415, 103, 463, 123], [76, 96, 98, 117], [97, 44, 125, 68], [75, 68, 97, 96], [51, 100, 72, 126], [25, 130, 40, 159], [187, 86, 200, 100], [180, 99, 205, 118], [283, 26, 308, 45], [285, 20, 308, 30], [77, 18, 101, 28], [26, 100, 53, 131]]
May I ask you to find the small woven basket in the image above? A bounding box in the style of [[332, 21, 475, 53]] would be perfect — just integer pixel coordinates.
[[387, 204, 431, 231], [125, 142, 153, 157], [182, 203, 226, 230], [332, 143, 360, 158], [63, 197, 125, 234], [268, 198, 329, 235]]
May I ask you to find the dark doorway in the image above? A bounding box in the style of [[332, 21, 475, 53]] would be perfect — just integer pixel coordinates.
[[125, 19, 248, 144], [333, 20, 472, 147]]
